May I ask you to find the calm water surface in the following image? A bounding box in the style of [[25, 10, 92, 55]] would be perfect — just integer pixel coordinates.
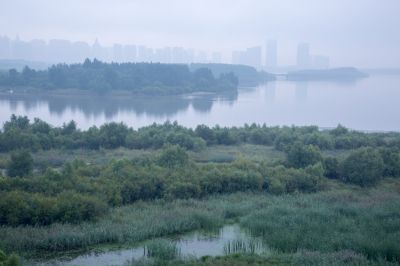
[[31, 225, 264, 266], [1, 75, 400, 131]]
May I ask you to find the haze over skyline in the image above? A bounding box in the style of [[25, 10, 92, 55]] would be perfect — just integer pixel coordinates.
[[1, 0, 400, 67]]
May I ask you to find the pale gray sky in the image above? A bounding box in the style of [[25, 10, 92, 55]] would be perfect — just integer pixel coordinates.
[[1, 0, 399, 67]]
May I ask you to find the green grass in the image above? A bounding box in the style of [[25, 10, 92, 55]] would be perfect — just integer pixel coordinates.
[[0, 144, 284, 172], [145, 239, 181, 260], [240, 183, 400, 261], [223, 239, 265, 255], [125, 251, 398, 266], [321, 149, 352, 159], [190, 145, 285, 163]]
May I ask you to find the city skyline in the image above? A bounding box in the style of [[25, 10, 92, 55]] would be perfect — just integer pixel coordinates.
[[2, 0, 400, 68], [0, 34, 330, 70]]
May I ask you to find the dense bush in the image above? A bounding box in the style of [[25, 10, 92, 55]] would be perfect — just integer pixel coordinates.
[[6, 150, 33, 177], [0, 190, 107, 226], [340, 148, 384, 186], [379, 148, 400, 177], [0, 148, 326, 226], [262, 164, 324, 194], [1, 116, 399, 228], [157, 145, 189, 168], [285, 142, 322, 168]]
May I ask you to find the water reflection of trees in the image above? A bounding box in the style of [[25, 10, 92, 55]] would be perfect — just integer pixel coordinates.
[[0, 90, 238, 119]]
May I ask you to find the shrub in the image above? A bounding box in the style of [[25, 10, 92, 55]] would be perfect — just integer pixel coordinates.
[[286, 142, 322, 168], [379, 148, 400, 177], [157, 145, 189, 168], [264, 165, 323, 194], [341, 148, 384, 186], [0, 190, 107, 226], [6, 150, 33, 177]]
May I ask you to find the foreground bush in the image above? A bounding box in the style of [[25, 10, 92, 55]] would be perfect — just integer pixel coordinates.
[[0, 249, 19, 266], [0, 191, 107, 226]]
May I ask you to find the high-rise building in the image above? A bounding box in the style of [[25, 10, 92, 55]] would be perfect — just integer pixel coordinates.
[[30, 39, 47, 62], [265, 40, 278, 68], [0, 36, 11, 59], [232, 51, 241, 64], [48, 39, 73, 63], [11, 36, 32, 60], [297, 42, 311, 69], [172, 47, 186, 63], [113, 44, 124, 62], [186, 49, 195, 63], [92, 39, 108, 61], [124, 45, 137, 62], [196, 51, 207, 63], [211, 52, 222, 63], [147, 48, 154, 62], [137, 46, 147, 62], [244, 46, 262, 69], [72, 41, 91, 63], [154, 47, 171, 63]]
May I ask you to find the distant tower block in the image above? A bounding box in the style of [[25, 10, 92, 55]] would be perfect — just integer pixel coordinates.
[[266, 40, 278, 68], [245, 46, 262, 69], [297, 42, 311, 69]]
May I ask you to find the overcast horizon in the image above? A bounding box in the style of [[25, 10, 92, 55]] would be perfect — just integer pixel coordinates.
[[1, 0, 400, 67]]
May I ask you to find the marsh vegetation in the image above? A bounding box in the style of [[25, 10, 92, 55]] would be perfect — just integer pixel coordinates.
[[0, 116, 399, 265]]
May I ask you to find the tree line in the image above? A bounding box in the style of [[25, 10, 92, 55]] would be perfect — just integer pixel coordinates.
[[1, 115, 400, 153], [0, 59, 239, 94]]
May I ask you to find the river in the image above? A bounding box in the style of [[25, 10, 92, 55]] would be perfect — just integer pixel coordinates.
[[1, 75, 400, 131]]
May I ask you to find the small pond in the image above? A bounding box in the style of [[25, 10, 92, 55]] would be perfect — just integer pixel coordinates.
[[29, 224, 266, 266]]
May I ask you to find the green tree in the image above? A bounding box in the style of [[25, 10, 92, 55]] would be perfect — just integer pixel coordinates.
[[99, 122, 129, 148], [330, 124, 349, 136], [7, 150, 33, 177], [157, 144, 189, 168], [341, 148, 384, 186], [286, 142, 322, 168]]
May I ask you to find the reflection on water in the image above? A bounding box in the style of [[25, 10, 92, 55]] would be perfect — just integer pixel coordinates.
[[1, 75, 400, 131], [32, 225, 264, 266], [295, 81, 308, 101], [1, 90, 238, 120]]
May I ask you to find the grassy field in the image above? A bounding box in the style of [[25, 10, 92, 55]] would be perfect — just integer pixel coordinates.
[[0, 144, 352, 172]]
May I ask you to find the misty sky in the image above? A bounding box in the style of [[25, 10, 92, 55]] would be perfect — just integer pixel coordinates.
[[1, 0, 399, 67]]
